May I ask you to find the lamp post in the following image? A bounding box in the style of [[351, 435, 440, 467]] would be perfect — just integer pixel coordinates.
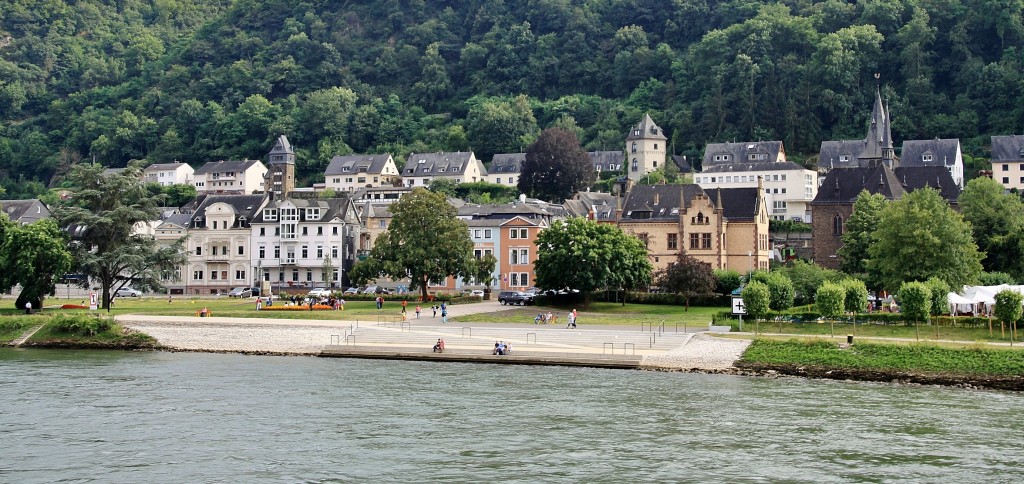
[[747, 250, 753, 282]]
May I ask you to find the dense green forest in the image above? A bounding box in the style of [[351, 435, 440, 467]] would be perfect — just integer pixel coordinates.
[[1, 0, 1022, 197]]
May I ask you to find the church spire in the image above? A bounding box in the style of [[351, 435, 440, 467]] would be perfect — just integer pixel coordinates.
[[858, 74, 896, 166]]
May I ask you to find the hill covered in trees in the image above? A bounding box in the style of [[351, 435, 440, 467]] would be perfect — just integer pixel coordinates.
[[1, 0, 1021, 197]]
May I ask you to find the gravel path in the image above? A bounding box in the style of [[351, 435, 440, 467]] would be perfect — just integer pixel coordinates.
[[640, 333, 752, 370]]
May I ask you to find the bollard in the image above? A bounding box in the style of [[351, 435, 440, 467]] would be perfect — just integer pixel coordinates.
[[847, 334, 854, 345]]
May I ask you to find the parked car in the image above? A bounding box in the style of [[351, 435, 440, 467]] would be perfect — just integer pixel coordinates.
[[115, 287, 142, 297], [497, 291, 533, 306], [308, 288, 332, 298], [362, 285, 379, 294], [343, 287, 360, 295], [250, 287, 262, 297], [229, 284, 252, 296], [470, 289, 485, 297]]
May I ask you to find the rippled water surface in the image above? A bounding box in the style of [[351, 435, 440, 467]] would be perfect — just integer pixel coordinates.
[[1, 348, 1022, 482]]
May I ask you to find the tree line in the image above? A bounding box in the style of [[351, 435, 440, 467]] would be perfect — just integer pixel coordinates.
[[2, 0, 1022, 198]]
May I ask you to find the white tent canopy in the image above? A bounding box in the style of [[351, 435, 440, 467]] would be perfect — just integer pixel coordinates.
[[951, 285, 1024, 315]]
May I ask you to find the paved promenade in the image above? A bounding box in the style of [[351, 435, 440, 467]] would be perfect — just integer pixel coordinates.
[[115, 301, 751, 370]]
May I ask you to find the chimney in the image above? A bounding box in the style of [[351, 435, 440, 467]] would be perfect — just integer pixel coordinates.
[[654, 192, 660, 206]]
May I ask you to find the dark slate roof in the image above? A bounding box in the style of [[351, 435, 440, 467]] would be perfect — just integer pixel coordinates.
[[588, 151, 623, 171], [489, 153, 525, 174], [457, 202, 562, 221], [812, 166, 906, 204], [713, 187, 762, 221], [195, 159, 262, 175], [817, 139, 868, 169], [671, 155, 693, 173], [267, 135, 294, 164], [893, 166, 960, 202], [625, 114, 667, 141], [621, 184, 706, 220], [701, 160, 807, 173], [145, 162, 190, 172], [563, 191, 618, 221], [158, 213, 193, 229], [463, 218, 510, 228], [403, 152, 476, 176], [702, 141, 784, 168], [190, 194, 268, 228], [991, 135, 1024, 162], [325, 154, 394, 176], [0, 199, 49, 223], [251, 197, 352, 224], [900, 139, 960, 167]]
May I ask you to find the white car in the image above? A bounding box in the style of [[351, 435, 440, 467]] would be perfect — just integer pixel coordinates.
[[308, 288, 332, 298], [115, 287, 142, 297]]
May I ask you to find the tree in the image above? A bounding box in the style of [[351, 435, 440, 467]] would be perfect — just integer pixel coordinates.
[[924, 277, 951, 317], [751, 271, 795, 311], [0, 217, 73, 311], [775, 260, 844, 306], [350, 188, 474, 302], [533, 217, 652, 307], [465, 95, 539, 161], [993, 289, 1023, 341], [714, 268, 743, 295], [655, 253, 716, 310], [898, 281, 932, 324], [519, 127, 596, 202], [741, 281, 771, 324], [815, 281, 846, 321], [869, 188, 983, 292], [837, 190, 887, 281], [959, 177, 1024, 279], [840, 279, 869, 314], [52, 162, 186, 310], [469, 252, 498, 292]]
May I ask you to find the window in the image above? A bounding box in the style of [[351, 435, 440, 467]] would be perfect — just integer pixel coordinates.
[[637, 233, 649, 248], [332, 246, 338, 259], [701, 233, 712, 249], [274, 246, 280, 258], [260, 227, 266, 236], [211, 246, 218, 256], [378, 220, 387, 229], [1003, 177, 1010, 184], [195, 247, 202, 256], [839, 155, 850, 162], [667, 233, 678, 250], [306, 269, 313, 282], [193, 270, 203, 280], [689, 233, 700, 250], [692, 212, 708, 225], [237, 245, 244, 256], [474, 229, 481, 238], [235, 270, 245, 280], [317, 246, 323, 258], [259, 247, 265, 259], [510, 272, 528, 287], [275, 227, 280, 236], [301, 246, 308, 259], [282, 224, 296, 239], [212, 221, 218, 229], [292, 269, 299, 281], [833, 213, 843, 235], [510, 248, 529, 265], [923, 154, 933, 162], [772, 201, 787, 213], [632, 159, 638, 171], [281, 208, 298, 221], [332, 227, 338, 235], [631, 142, 637, 153], [1003, 164, 1010, 171], [302, 227, 308, 236], [264, 209, 277, 221], [485, 229, 491, 238], [510, 228, 527, 239], [317, 227, 323, 236], [210, 271, 218, 280]]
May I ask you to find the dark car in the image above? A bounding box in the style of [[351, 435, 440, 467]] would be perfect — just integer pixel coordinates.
[[497, 291, 534, 306]]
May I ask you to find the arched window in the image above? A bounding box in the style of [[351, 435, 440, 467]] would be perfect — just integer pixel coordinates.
[[631, 142, 637, 153], [832, 213, 843, 235], [632, 159, 638, 171]]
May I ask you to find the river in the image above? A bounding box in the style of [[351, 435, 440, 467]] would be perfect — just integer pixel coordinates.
[[1, 348, 1021, 482]]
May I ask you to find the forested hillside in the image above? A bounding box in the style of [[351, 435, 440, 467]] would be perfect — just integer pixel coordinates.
[[1, 0, 1021, 197]]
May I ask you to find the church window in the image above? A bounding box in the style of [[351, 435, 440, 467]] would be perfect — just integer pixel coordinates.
[[631, 142, 637, 153], [833, 214, 843, 236], [632, 159, 638, 171]]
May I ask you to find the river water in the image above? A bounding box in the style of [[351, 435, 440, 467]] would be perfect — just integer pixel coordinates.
[[1, 348, 1021, 483]]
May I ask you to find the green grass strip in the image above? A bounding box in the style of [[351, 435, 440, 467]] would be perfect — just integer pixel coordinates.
[[741, 339, 1024, 377]]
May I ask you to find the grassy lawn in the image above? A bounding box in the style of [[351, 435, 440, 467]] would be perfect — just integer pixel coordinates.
[[739, 339, 1024, 376], [729, 318, 1019, 344], [452, 302, 721, 327], [0, 316, 38, 344]]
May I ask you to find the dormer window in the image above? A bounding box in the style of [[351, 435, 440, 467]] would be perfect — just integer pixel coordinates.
[[264, 209, 277, 222], [650, 127, 657, 134], [714, 154, 731, 162], [306, 208, 321, 220], [1019, 147, 1024, 157], [839, 155, 850, 162], [342, 167, 350, 172], [452, 167, 459, 172], [634, 130, 641, 136], [438, 168, 446, 173], [418, 159, 426, 164], [922, 154, 933, 162]]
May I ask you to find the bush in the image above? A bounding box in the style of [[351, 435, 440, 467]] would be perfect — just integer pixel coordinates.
[[50, 314, 114, 336]]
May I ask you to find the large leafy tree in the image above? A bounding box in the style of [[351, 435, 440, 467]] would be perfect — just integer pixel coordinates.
[[751, 271, 795, 311], [837, 190, 887, 283], [53, 162, 186, 310], [0, 216, 73, 310], [533, 217, 652, 306], [959, 177, 1024, 279], [350, 188, 474, 302], [868, 188, 983, 292], [465, 95, 539, 161], [655, 253, 716, 311], [519, 127, 596, 202]]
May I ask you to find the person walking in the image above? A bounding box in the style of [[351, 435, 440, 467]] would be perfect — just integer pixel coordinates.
[[401, 299, 408, 315], [441, 304, 448, 324], [432, 304, 437, 317], [415, 305, 421, 319], [25, 300, 32, 315]]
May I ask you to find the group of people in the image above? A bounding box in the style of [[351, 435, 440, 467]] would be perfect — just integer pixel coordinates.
[[492, 341, 511, 355], [433, 338, 446, 353], [533, 309, 578, 328], [255, 295, 345, 310]]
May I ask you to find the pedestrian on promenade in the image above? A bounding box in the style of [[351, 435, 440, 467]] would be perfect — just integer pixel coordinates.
[[376, 296, 383, 310], [25, 301, 32, 315], [255, 298, 262, 310], [441, 305, 448, 324], [415, 305, 421, 319], [401, 299, 408, 315], [432, 304, 437, 317]]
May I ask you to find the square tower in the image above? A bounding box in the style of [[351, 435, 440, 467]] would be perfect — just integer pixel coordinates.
[[265, 135, 295, 199], [626, 114, 667, 182]]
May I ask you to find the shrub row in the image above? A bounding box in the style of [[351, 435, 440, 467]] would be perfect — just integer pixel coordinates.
[[51, 314, 114, 336], [712, 310, 1001, 328]]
